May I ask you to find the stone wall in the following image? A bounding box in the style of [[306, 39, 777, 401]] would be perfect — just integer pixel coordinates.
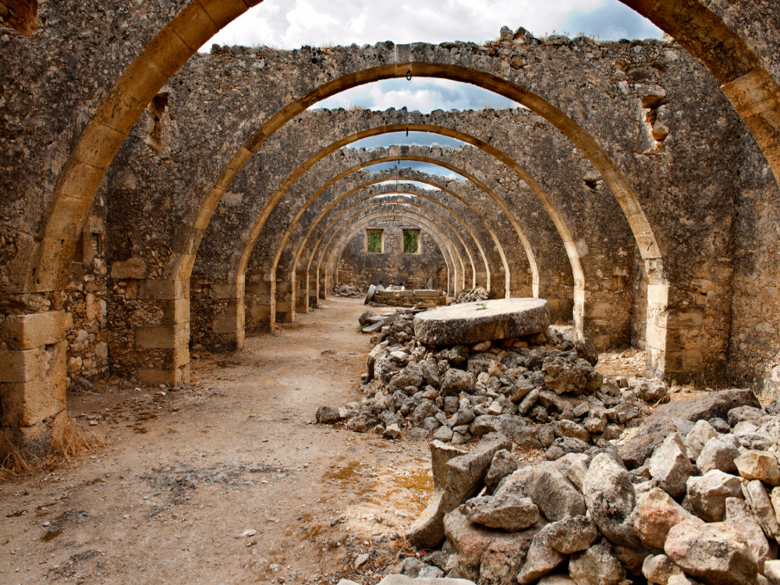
[[3, 0, 780, 453], [336, 223, 448, 292]]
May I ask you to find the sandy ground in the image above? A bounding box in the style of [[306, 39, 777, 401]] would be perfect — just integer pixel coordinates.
[[1, 299, 726, 585], [0, 299, 432, 585]]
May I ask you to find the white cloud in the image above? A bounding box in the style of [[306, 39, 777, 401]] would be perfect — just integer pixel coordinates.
[[205, 0, 607, 50]]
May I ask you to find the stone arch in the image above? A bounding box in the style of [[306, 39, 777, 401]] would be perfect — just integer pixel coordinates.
[[252, 169, 514, 328], [295, 187, 493, 308], [308, 188, 489, 289], [624, 0, 780, 186], [7, 0, 779, 452]]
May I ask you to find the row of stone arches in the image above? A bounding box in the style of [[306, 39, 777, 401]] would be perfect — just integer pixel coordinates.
[[2, 0, 780, 455]]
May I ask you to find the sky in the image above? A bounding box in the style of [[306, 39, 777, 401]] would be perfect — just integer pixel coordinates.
[[204, 0, 663, 143]]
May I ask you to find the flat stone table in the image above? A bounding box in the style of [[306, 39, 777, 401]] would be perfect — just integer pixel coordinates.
[[413, 298, 550, 345]]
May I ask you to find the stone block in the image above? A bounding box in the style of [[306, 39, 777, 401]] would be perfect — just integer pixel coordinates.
[[414, 298, 549, 345], [135, 323, 190, 350], [110, 258, 147, 279], [0, 344, 67, 426], [1, 311, 68, 351], [0, 347, 49, 383], [213, 315, 242, 335], [139, 279, 189, 300], [0, 410, 67, 460]]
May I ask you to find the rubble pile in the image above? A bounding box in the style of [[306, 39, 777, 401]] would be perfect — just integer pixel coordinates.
[[448, 287, 489, 305], [334, 284, 364, 298], [387, 387, 778, 585], [320, 320, 664, 451]]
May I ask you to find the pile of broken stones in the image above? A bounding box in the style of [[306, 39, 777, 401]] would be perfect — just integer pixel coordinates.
[[318, 299, 780, 585], [390, 387, 780, 585], [334, 284, 364, 298], [318, 302, 665, 449], [448, 287, 490, 305]]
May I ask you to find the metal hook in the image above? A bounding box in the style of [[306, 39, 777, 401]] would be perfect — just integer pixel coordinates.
[[406, 69, 412, 81]]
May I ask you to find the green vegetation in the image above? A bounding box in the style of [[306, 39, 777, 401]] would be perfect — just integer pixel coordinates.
[[367, 229, 383, 253], [403, 229, 419, 254]]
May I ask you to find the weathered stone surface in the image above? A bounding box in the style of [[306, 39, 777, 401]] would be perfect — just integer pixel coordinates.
[[648, 433, 697, 498], [686, 470, 744, 522], [744, 479, 780, 539], [545, 437, 590, 461], [664, 519, 758, 585], [728, 406, 768, 428], [407, 435, 511, 548], [413, 299, 549, 345], [554, 420, 591, 443], [765, 560, 780, 585], [618, 389, 761, 469], [642, 554, 682, 585], [542, 356, 602, 396], [696, 435, 741, 474], [583, 453, 641, 547], [516, 523, 567, 585], [440, 368, 475, 396], [685, 420, 719, 461], [484, 449, 519, 494], [724, 497, 774, 572], [460, 494, 540, 532], [734, 450, 780, 485], [400, 558, 444, 579], [478, 537, 530, 585], [546, 515, 598, 554], [443, 508, 535, 579], [375, 575, 475, 585], [568, 540, 626, 585], [316, 406, 340, 424], [524, 465, 586, 522], [632, 487, 693, 550]]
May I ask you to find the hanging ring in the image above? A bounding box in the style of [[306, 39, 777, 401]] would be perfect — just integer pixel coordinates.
[[406, 69, 412, 81]]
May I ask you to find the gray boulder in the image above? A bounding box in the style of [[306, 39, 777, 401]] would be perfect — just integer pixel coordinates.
[[569, 539, 626, 585], [583, 453, 641, 547], [724, 497, 774, 572], [686, 470, 744, 522], [664, 518, 758, 585], [440, 368, 475, 396], [744, 479, 780, 540], [642, 553, 683, 585], [685, 419, 719, 461], [484, 449, 519, 493], [618, 389, 760, 469], [516, 523, 567, 585], [316, 406, 341, 424], [406, 434, 511, 548], [648, 433, 698, 498], [460, 493, 540, 532], [546, 515, 599, 554], [443, 507, 536, 580], [696, 435, 740, 474], [523, 465, 587, 522], [542, 356, 602, 396]]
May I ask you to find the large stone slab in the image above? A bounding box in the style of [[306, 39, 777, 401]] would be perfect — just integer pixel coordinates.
[[413, 299, 550, 345], [618, 389, 761, 469]]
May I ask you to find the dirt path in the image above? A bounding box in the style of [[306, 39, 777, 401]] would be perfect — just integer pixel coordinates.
[[0, 298, 431, 585]]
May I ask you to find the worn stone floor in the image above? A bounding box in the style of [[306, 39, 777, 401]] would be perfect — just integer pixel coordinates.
[[0, 298, 433, 585]]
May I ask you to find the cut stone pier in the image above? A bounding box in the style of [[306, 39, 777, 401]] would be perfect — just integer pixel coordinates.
[[413, 299, 550, 346]]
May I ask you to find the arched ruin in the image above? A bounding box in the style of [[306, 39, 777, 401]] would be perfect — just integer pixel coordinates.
[[2, 0, 780, 581]]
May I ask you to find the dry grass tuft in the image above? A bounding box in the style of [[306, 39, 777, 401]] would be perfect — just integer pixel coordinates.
[[0, 418, 108, 482]]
